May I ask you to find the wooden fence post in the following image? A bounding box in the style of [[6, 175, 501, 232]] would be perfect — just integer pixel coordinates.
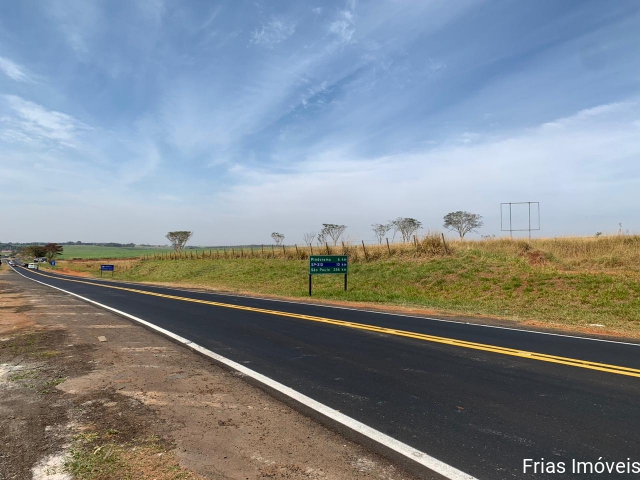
[[386, 238, 391, 256], [441, 233, 450, 255], [362, 240, 368, 261], [325, 242, 330, 255], [310, 244, 314, 255], [282, 244, 286, 257], [295, 244, 299, 258], [271, 244, 275, 257]]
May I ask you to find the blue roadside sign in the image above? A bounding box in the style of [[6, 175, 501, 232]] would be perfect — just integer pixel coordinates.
[[50, 260, 56, 266], [100, 264, 115, 277]]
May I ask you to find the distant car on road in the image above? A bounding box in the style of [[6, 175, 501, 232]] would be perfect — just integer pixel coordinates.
[[27, 263, 38, 270]]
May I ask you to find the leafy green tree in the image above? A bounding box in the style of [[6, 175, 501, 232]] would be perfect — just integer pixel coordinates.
[[271, 232, 285, 245], [22, 245, 47, 258], [372, 223, 392, 244], [320, 224, 347, 245], [44, 243, 64, 262], [390, 218, 422, 242], [443, 211, 483, 239], [166, 231, 193, 253]]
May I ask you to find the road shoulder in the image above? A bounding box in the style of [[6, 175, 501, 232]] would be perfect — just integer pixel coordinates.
[[0, 267, 421, 479]]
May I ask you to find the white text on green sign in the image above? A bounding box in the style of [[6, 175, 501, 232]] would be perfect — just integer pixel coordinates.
[[309, 255, 348, 274]]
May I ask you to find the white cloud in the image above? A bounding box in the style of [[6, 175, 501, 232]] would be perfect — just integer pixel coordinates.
[[251, 17, 296, 48], [427, 58, 446, 74], [207, 100, 640, 242], [329, 9, 356, 44], [0, 56, 32, 82], [1, 95, 89, 147]]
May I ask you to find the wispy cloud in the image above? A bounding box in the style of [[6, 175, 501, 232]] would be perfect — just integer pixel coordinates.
[[0, 56, 33, 82], [251, 17, 296, 48], [210, 101, 640, 242], [46, 0, 105, 56], [1, 95, 89, 147], [329, 9, 356, 44], [1, 0, 639, 242]]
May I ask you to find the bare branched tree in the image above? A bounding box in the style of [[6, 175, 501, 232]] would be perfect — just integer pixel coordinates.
[[371, 223, 392, 244], [166, 231, 193, 253], [316, 231, 327, 246], [321, 224, 347, 246], [303, 232, 316, 246], [389, 218, 422, 243], [443, 211, 483, 239], [271, 232, 285, 245]]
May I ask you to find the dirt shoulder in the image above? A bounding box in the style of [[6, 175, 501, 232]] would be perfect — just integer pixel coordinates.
[[0, 267, 421, 480]]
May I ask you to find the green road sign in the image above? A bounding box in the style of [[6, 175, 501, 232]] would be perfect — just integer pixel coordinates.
[[309, 255, 348, 274]]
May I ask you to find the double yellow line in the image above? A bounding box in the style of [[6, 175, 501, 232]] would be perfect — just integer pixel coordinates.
[[25, 268, 640, 378]]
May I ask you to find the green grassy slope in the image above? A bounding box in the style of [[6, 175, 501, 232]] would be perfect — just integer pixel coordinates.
[[111, 251, 640, 335]]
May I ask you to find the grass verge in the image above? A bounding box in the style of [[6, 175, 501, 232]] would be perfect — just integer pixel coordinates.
[[65, 432, 200, 480], [48, 236, 640, 338]]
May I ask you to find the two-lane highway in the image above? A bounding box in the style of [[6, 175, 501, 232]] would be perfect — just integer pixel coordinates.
[[11, 266, 640, 479]]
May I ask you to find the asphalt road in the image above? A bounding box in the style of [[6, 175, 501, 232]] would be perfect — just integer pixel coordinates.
[[10, 265, 640, 479]]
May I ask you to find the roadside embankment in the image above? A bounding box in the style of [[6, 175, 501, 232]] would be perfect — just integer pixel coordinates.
[[47, 236, 640, 339]]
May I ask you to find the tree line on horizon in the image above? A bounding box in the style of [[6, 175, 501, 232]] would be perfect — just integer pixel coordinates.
[[270, 212, 484, 249], [165, 211, 484, 253]]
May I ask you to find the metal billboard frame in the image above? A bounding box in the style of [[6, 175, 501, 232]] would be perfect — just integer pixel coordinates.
[[500, 202, 540, 240]]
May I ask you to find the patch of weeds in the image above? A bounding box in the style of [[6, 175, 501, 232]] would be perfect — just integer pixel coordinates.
[[65, 441, 129, 480], [40, 377, 66, 394], [8, 369, 39, 381], [33, 350, 62, 358], [65, 431, 200, 480]]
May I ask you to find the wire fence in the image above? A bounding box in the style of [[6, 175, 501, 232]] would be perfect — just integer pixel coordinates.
[[142, 234, 451, 263]]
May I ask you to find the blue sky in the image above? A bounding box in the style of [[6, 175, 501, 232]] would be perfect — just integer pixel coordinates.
[[1, 0, 639, 244]]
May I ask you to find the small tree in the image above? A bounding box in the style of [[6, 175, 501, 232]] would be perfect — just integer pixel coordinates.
[[390, 217, 422, 243], [44, 243, 64, 262], [316, 231, 327, 246], [22, 245, 47, 258], [166, 231, 193, 253], [371, 223, 391, 244], [302, 232, 316, 247], [443, 211, 483, 239], [271, 232, 285, 245], [320, 224, 347, 246]]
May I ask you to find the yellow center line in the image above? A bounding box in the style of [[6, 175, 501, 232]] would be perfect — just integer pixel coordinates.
[[25, 268, 640, 378]]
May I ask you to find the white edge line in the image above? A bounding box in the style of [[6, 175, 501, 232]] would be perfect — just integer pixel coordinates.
[[28, 266, 640, 348], [11, 266, 478, 480]]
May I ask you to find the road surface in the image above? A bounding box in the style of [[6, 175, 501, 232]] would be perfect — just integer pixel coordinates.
[[10, 265, 640, 479]]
